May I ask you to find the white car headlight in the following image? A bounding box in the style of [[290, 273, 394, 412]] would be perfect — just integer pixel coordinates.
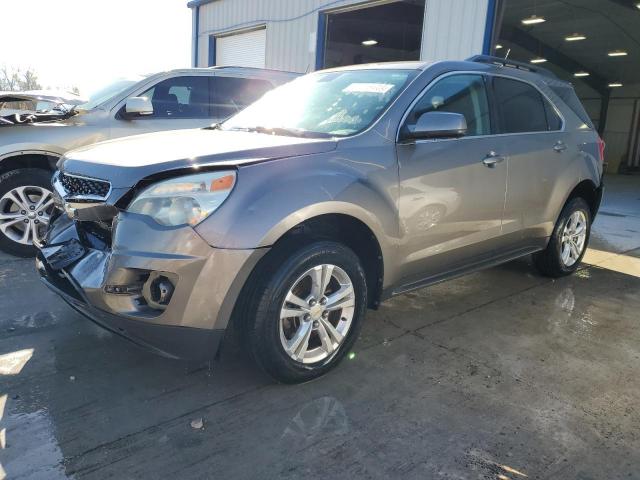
[[127, 171, 236, 227]]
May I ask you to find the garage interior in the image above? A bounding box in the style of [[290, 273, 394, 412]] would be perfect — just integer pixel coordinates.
[[494, 0, 640, 174], [320, 0, 426, 68]]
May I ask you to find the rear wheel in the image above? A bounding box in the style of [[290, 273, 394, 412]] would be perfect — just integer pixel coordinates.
[[243, 241, 367, 383], [533, 197, 591, 277], [0, 169, 55, 257]]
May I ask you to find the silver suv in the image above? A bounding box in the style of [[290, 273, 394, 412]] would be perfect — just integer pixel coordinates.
[[37, 56, 604, 383], [0, 67, 296, 256]]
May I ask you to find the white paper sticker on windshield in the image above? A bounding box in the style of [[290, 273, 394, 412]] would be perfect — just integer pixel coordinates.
[[343, 83, 394, 94]]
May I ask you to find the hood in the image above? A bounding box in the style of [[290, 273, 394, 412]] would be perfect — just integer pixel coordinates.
[[61, 128, 337, 188], [0, 90, 87, 105]]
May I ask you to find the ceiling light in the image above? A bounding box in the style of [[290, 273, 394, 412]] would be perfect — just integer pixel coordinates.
[[521, 15, 546, 25], [608, 50, 628, 57], [608, 82, 623, 88], [530, 57, 548, 64], [636, 2, 640, 9], [361, 39, 378, 46], [574, 72, 590, 77], [565, 33, 586, 41], [495, 44, 503, 50]]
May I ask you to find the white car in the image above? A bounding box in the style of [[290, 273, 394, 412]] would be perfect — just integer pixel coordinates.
[[0, 67, 297, 256]]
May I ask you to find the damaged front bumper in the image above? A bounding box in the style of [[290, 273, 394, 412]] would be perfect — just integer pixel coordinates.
[[37, 212, 266, 360]]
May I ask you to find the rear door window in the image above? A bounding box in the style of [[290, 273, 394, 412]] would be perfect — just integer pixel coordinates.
[[211, 76, 273, 119], [493, 77, 555, 133]]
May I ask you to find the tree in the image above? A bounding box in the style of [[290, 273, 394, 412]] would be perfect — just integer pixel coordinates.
[[0, 65, 42, 91]]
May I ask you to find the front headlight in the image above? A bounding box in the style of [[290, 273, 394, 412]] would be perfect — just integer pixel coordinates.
[[127, 171, 236, 227]]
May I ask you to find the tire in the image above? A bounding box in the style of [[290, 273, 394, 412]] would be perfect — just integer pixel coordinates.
[[533, 197, 591, 278], [242, 240, 368, 384], [0, 168, 55, 257]]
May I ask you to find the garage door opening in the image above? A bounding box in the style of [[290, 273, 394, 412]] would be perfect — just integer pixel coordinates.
[[493, 0, 640, 174], [320, 0, 426, 69], [215, 27, 266, 69]]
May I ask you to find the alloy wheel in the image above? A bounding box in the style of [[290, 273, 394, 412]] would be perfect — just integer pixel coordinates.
[[279, 264, 355, 364], [560, 210, 587, 267], [0, 186, 54, 247]]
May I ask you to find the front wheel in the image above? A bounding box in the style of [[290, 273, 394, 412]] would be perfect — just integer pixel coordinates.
[[0, 169, 55, 257], [533, 197, 591, 277], [243, 241, 367, 384]]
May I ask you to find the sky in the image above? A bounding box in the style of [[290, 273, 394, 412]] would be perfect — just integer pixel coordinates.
[[1, 0, 192, 96]]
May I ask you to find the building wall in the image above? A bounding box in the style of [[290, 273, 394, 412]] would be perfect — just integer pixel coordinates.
[[196, 0, 356, 71], [194, 0, 491, 72], [420, 0, 489, 63]]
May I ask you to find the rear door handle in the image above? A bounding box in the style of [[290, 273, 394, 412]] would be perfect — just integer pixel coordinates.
[[553, 141, 568, 152], [482, 151, 505, 168]]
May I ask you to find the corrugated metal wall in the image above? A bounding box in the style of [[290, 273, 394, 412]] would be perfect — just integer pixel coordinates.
[[195, 0, 490, 72], [420, 0, 489, 63]]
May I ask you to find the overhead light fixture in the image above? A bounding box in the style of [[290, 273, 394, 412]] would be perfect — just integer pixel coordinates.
[[608, 50, 628, 57], [636, 2, 640, 9], [495, 44, 503, 50], [608, 82, 623, 88], [361, 39, 378, 46], [530, 57, 548, 64], [521, 15, 546, 25], [565, 33, 586, 42], [574, 71, 590, 77]]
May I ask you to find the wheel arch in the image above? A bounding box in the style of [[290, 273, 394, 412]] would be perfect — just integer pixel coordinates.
[[0, 151, 60, 175], [268, 213, 385, 309], [563, 179, 602, 219]]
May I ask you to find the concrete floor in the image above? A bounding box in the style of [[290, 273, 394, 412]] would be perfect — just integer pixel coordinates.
[[1, 175, 640, 480]]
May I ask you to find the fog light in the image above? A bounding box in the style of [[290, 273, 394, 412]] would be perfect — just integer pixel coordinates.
[[150, 276, 174, 306]]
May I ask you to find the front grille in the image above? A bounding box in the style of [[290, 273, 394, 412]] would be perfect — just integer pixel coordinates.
[[60, 172, 110, 198]]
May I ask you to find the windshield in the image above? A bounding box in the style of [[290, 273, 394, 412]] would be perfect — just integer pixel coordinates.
[[222, 69, 415, 137], [76, 76, 146, 111]]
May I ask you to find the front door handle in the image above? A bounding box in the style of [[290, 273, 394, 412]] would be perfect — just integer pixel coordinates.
[[553, 141, 568, 152], [482, 151, 505, 168]]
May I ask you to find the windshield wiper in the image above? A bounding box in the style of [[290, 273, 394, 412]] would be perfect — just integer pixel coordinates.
[[227, 126, 332, 139]]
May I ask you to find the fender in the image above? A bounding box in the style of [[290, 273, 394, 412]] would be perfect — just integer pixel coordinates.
[[0, 121, 109, 165], [195, 150, 401, 283]]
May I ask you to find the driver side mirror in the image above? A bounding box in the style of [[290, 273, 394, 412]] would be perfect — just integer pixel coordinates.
[[403, 111, 467, 141], [123, 96, 153, 118]]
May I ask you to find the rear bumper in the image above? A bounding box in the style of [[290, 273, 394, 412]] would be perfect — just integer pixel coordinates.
[[37, 212, 267, 360]]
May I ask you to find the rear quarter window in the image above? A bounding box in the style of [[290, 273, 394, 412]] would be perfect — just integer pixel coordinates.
[[547, 81, 594, 129], [543, 99, 563, 131]]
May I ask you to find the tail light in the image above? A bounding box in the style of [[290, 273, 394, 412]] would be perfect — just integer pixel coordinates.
[[597, 136, 606, 165]]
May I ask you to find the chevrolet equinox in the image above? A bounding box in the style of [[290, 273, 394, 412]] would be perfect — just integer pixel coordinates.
[[37, 56, 604, 383]]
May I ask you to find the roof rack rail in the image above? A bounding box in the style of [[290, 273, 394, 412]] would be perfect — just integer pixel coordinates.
[[207, 65, 298, 75], [466, 55, 557, 79]]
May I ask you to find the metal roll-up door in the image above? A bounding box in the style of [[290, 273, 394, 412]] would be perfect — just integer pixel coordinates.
[[216, 28, 266, 68]]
